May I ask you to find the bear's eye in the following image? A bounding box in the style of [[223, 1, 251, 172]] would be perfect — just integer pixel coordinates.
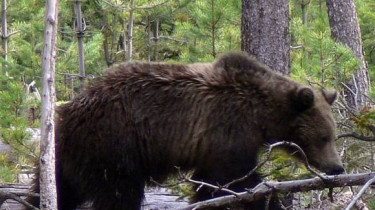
[[321, 137, 330, 142]]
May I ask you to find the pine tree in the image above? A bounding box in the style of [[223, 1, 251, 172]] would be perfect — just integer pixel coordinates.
[[326, 0, 370, 109], [242, 0, 290, 75], [290, 0, 360, 88]]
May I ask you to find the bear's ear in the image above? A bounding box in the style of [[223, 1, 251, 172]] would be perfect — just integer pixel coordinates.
[[213, 52, 268, 77], [214, 52, 253, 72], [291, 88, 315, 112], [322, 89, 337, 105]]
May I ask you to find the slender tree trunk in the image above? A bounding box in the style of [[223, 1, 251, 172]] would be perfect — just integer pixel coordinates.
[[122, 18, 127, 61], [153, 19, 159, 61], [147, 17, 151, 62], [104, 37, 113, 66], [127, 0, 135, 61], [74, 0, 85, 91], [1, 0, 7, 75], [111, 13, 118, 61], [301, 0, 310, 24], [40, 0, 59, 209], [326, 0, 370, 109], [241, 0, 290, 75], [211, 0, 216, 58], [103, 14, 113, 66]]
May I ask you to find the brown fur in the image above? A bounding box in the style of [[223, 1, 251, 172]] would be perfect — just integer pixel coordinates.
[[27, 52, 343, 210]]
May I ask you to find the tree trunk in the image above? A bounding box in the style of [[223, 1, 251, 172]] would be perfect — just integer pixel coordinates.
[[1, 0, 7, 75], [241, 2, 291, 206], [211, 0, 216, 58], [153, 19, 159, 61], [122, 18, 127, 61], [111, 12, 118, 62], [147, 17, 151, 62], [126, 0, 135, 61], [103, 14, 114, 66], [241, 0, 290, 75], [326, 0, 370, 109], [301, 0, 310, 24], [74, 0, 85, 92], [40, 0, 59, 209]]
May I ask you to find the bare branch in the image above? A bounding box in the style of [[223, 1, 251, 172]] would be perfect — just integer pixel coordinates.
[[0, 190, 39, 210], [135, 1, 168, 10], [173, 168, 240, 197], [179, 172, 375, 210], [185, 178, 240, 197], [345, 176, 375, 210], [341, 82, 356, 98], [290, 45, 303, 49], [102, 0, 168, 10], [102, 0, 127, 10], [149, 177, 185, 188], [337, 132, 375, 141], [6, 30, 20, 38], [151, 36, 187, 43], [224, 141, 326, 189]]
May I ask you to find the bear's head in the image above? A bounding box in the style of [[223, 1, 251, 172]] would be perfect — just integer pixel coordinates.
[[213, 52, 344, 175], [287, 87, 344, 175]]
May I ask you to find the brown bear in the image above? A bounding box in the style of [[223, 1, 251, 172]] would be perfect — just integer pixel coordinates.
[[28, 52, 344, 210]]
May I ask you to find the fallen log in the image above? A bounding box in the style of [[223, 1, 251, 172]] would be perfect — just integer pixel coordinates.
[[1, 172, 374, 210], [179, 172, 375, 210]]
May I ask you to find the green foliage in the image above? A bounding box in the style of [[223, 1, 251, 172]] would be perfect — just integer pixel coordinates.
[[350, 109, 375, 132], [0, 154, 18, 183], [368, 198, 375, 210], [290, 0, 360, 88], [173, 0, 241, 62], [164, 176, 195, 200], [258, 149, 313, 182], [357, 0, 375, 97], [0, 77, 38, 183], [1, 0, 374, 195], [357, 0, 375, 78]]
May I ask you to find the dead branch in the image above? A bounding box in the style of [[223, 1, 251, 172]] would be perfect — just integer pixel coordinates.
[[149, 176, 186, 188], [337, 132, 375, 141], [345, 176, 375, 210], [179, 172, 375, 210], [151, 36, 187, 43], [172, 168, 240, 197], [0, 190, 39, 210], [1, 30, 21, 38], [224, 141, 326, 189], [102, 0, 168, 10], [184, 177, 240, 198]]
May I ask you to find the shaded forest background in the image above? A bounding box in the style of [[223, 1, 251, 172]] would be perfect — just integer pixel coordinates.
[[1, 0, 375, 209]]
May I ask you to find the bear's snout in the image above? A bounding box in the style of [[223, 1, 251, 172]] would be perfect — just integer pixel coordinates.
[[325, 164, 345, 175]]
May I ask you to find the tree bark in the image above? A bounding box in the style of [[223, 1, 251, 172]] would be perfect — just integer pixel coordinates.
[[241, 0, 290, 75], [153, 19, 159, 61], [40, 0, 59, 209], [1, 0, 7, 74], [147, 17, 151, 62], [211, 0, 216, 58], [126, 0, 135, 61], [301, 0, 310, 24], [103, 19, 114, 66], [122, 18, 128, 61], [326, 0, 370, 109], [180, 172, 375, 210], [74, 0, 86, 92]]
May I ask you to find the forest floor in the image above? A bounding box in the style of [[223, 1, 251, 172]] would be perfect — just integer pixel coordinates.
[[0, 185, 188, 210], [0, 184, 370, 210]]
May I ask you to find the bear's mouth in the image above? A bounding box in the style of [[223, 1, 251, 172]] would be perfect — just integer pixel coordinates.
[[308, 159, 344, 175]]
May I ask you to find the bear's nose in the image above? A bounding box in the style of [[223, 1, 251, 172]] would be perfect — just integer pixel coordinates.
[[326, 165, 345, 175]]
